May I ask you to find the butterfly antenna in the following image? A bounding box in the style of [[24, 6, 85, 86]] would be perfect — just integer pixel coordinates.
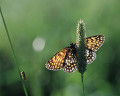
[[58, 41, 72, 45], [71, 29, 79, 44], [57, 41, 62, 43]]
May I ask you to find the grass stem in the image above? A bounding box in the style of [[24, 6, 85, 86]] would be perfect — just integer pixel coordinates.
[[81, 73, 85, 96], [76, 20, 86, 96], [0, 6, 28, 96]]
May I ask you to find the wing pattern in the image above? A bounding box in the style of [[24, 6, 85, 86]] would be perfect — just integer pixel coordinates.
[[63, 47, 77, 73], [46, 47, 70, 70], [85, 35, 105, 51]]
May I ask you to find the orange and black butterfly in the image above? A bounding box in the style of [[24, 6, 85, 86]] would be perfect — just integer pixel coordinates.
[[45, 35, 105, 73]]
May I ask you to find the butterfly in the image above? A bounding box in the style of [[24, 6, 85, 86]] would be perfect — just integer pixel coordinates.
[[45, 35, 105, 73]]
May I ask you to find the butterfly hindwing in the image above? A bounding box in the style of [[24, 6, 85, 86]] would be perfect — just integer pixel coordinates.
[[45, 47, 71, 70], [86, 49, 96, 64], [85, 35, 105, 51], [63, 47, 77, 73]]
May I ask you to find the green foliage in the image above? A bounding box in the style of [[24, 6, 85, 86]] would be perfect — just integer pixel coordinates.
[[0, 0, 120, 96]]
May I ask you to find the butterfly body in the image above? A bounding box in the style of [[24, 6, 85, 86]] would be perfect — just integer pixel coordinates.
[[46, 35, 105, 73]]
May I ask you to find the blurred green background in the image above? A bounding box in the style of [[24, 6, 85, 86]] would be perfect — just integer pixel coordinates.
[[0, 0, 120, 96]]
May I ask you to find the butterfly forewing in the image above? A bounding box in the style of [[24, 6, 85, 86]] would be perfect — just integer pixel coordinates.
[[85, 35, 105, 51], [46, 47, 71, 70]]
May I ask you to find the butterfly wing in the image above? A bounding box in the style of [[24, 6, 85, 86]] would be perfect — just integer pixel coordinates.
[[62, 47, 97, 72], [63, 48, 77, 73], [45, 47, 71, 70], [85, 35, 105, 51], [85, 35, 105, 64], [86, 49, 96, 64]]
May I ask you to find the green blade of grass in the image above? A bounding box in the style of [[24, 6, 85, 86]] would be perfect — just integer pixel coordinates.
[[81, 73, 85, 96], [0, 6, 28, 96]]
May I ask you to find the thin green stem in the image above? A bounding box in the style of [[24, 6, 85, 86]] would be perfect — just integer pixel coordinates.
[[81, 74, 85, 96], [0, 6, 28, 96]]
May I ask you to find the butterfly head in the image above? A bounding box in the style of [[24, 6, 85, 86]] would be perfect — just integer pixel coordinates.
[[70, 42, 76, 48]]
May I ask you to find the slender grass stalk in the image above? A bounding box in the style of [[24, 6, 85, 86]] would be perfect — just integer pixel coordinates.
[[0, 6, 28, 96], [76, 20, 86, 96], [81, 73, 85, 96]]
